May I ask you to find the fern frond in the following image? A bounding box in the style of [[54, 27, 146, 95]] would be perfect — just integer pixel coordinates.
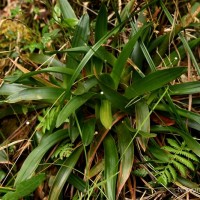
[[157, 173, 168, 186], [167, 165, 177, 181], [162, 146, 179, 154], [37, 106, 61, 134], [151, 138, 199, 186], [52, 142, 74, 160], [133, 168, 148, 177], [154, 166, 165, 171], [164, 168, 172, 183], [184, 147, 191, 151], [178, 151, 199, 162], [175, 155, 195, 171], [172, 160, 187, 177], [167, 138, 180, 149]]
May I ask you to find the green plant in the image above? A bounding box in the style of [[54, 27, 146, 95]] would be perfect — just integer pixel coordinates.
[[150, 138, 199, 186], [0, 0, 200, 199], [37, 106, 61, 134], [52, 140, 73, 160]]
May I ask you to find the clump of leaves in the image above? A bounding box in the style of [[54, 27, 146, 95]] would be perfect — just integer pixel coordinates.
[[150, 138, 199, 186], [0, 0, 200, 199]]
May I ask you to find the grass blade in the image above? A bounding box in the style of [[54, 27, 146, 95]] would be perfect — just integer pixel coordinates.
[[160, 1, 200, 75], [30, 53, 65, 67], [67, 173, 87, 193], [103, 134, 119, 200], [93, 4, 108, 74], [111, 24, 149, 89], [5, 87, 65, 103], [169, 81, 200, 95], [49, 146, 83, 200], [58, 0, 77, 20], [95, 4, 107, 41], [155, 103, 200, 128], [131, 11, 156, 72], [120, 0, 135, 21], [100, 100, 113, 129], [82, 118, 96, 146], [56, 93, 95, 127], [72, 14, 90, 47], [0, 83, 30, 96], [125, 67, 187, 99], [14, 130, 68, 185], [3, 174, 45, 200], [116, 123, 134, 198], [16, 67, 75, 82], [135, 100, 150, 151], [163, 38, 200, 67], [49, 46, 117, 67], [64, 13, 90, 86]]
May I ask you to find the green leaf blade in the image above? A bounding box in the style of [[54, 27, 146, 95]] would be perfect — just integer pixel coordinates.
[[82, 118, 96, 146], [56, 93, 95, 127], [58, 0, 77, 20], [111, 24, 149, 89], [95, 4, 107, 42], [125, 67, 187, 99], [49, 146, 83, 200], [6, 87, 65, 103], [116, 123, 134, 198], [3, 174, 45, 200], [14, 130, 68, 186], [104, 134, 119, 200]]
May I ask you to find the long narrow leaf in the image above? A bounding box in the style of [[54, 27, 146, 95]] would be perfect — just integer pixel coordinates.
[[93, 4, 108, 75], [30, 54, 65, 67], [67, 173, 87, 193], [64, 14, 90, 86], [120, 0, 135, 21], [160, 1, 200, 75], [116, 123, 134, 198], [17, 67, 75, 82], [131, 11, 156, 71], [0, 83, 30, 96], [125, 67, 187, 99], [56, 93, 95, 127], [163, 38, 200, 67], [72, 14, 90, 47], [3, 174, 46, 200], [6, 87, 65, 103], [48, 46, 117, 67], [135, 100, 150, 151], [155, 103, 200, 127], [58, 0, 77, 20], [82, 118, 96, 146], [111, 24, 149, 89], [49, 146, 83, 200], [95, 4, 107, 41], [169, 81, 200, 95], [15, 130, 68, 185], [103, 134, 119, 200]]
